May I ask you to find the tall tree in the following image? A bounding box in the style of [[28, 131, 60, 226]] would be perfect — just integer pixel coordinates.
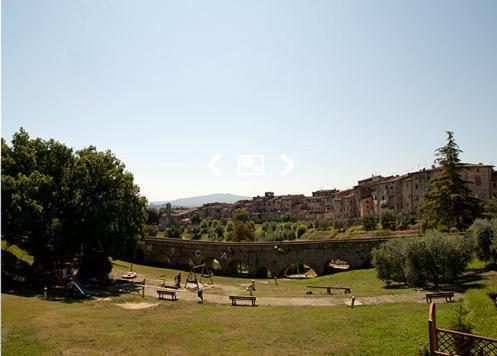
[[1, 129, 147, 281], [420, 131, 482, 231]]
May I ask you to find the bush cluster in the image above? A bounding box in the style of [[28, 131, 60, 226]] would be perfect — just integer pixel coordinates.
[[372, 231, 472, 286], [259, 222, 299, 241], [467, 218, 497, 266], [362, 210, 417, 232]]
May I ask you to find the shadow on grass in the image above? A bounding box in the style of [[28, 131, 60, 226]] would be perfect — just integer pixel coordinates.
[[423, 273, 486, 294], [3, 280, 147, 304], [383, 283, 412, 290], [378, 271, 489, 294]]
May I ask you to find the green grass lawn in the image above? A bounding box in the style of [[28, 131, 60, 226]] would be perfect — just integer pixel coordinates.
[[2, 292, 462, 356], [3, 253, 497, 355]]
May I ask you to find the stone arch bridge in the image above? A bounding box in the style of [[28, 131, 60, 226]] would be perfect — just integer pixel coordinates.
[[138, 237, 398, 277]]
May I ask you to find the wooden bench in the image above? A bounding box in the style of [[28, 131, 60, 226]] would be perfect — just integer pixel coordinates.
[[426, 292, 454, 303], [307, 285, 351, 294], [229, 296, 256, 306], [157, 289, 177, 301]]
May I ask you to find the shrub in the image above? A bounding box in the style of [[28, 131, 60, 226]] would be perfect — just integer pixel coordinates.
[[467, 218, 497, 265], [333, 220, 345, 230], [233, 209, 250, 222], [372, 239, 407, 283], [375, 229, 392, 237], [449, 300, 473, 333], [396, 212, 416, 230], [281, 214, 294, 222], [231, 221, 255, 242], [189, 226, 202, 240], [165, 226, 181, 239], [199, 219, 209, 232], [191, 214, 200, 225], [315, 220, 331, 231], [296, 224, 307, 239], [214, 224, 224, 240], [372, 231, 472, 287], [362, 215, 377, 231], [483, 198, 497, 219], [380, 209, 396, 230], [143, 225, 159, 237], [224, 221, 234, 241]]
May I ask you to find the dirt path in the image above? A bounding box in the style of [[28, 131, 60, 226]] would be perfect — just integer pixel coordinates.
[[113, 274, 461, 307], [139, 283, 459, 307]]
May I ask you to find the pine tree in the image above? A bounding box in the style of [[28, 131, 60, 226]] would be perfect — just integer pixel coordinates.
[[420, 131, 482, 231]]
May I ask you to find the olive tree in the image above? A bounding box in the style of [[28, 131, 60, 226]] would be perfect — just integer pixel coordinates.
[[467, 218, 497, 266], [372, 231, 472, 287]]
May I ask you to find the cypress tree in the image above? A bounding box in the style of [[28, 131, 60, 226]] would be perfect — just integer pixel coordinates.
[[420, 131, 482, 231]]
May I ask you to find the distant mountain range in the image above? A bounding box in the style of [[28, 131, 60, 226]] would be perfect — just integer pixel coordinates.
[[149, 193, 251, 208]]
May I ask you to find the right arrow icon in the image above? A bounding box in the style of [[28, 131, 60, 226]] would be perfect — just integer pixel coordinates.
[[280, 154, 295, 176]]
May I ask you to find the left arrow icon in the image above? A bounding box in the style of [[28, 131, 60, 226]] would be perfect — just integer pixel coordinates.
[[208, 154, 222, 176]]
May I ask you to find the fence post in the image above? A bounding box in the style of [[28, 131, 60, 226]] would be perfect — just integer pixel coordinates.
[[428, 303, 437, 355]]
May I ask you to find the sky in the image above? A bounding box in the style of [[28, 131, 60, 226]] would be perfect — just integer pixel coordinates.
[[2, 0, 497, 201]]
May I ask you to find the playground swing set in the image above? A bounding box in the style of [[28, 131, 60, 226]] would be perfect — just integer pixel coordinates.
[[184, 263, 214, 291]]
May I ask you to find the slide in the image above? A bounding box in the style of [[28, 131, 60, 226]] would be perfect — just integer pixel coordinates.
[[69, 280, 92, 299]]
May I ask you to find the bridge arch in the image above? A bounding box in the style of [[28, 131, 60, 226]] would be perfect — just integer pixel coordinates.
[[280, 261, 320, 278], [149, 253, 172, 268], [255, 266, 275, 278], [201, 257, 224, 273], [225, 259, 250, 276], [176, 255, 195, 270], [324, 258, 351, 274]]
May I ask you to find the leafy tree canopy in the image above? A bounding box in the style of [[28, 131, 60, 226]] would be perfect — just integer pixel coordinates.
[[1, 129, 147, 280]]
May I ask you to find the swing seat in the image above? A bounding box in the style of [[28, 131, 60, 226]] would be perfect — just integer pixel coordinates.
[[185, 283, 199, 292]]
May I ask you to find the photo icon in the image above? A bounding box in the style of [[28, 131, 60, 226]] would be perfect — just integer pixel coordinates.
[[238, 155, 265, 176]]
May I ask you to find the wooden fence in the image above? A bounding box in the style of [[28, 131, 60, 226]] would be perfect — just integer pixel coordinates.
[[428, 303, 497, 355]]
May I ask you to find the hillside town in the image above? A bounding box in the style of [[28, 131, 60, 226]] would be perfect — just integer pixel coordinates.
[[160, 163, 497, 226]]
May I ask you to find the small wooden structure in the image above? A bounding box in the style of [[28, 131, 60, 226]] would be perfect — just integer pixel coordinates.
[[229, 295, 256, 307], [307, 285, 351, 294], [428, 303, 497, 355], [425, 291, 454, 303]]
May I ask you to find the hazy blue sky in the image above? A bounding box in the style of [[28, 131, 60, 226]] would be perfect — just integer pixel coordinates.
[[3, 0, 496, 201]]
